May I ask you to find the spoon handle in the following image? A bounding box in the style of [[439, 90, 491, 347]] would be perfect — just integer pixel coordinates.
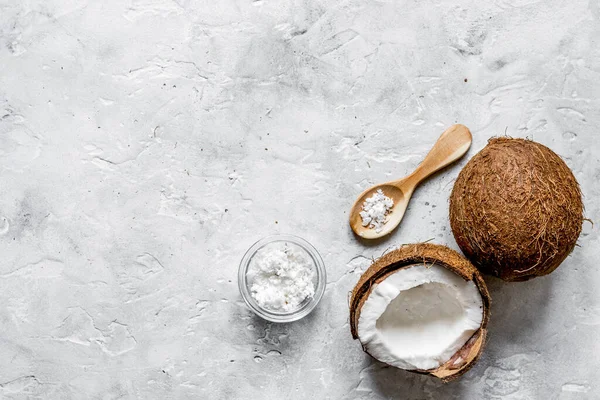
[[403, 124, 472, 187]]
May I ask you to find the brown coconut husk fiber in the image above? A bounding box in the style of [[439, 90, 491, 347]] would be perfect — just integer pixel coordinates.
[[349, 243, 491, 382], [449, 137, 583, 281]]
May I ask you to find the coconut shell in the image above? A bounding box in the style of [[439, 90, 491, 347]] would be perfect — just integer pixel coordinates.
[[449, 137, 583, 281], [349, 243, 491, 382]]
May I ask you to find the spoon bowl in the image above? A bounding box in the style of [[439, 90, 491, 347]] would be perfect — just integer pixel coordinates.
[[349, 184, 408, 239], [349, 124, 472, 239]]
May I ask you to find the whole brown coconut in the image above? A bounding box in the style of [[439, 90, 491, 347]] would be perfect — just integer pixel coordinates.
[[449, 137, 583, 281]]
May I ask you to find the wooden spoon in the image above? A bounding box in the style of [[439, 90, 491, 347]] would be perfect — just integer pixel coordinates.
[[349, 124, 472, 239]]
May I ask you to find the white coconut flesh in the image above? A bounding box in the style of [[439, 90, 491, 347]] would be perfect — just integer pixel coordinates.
[[357, 264, 483, 371]]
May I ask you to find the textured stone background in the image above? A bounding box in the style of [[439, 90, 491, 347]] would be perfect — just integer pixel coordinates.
[[0, 0, 598, 398]]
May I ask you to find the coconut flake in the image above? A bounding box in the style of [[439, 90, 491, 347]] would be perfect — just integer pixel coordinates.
[[359, 189, 394, 233], [246, 243, 315, 312]]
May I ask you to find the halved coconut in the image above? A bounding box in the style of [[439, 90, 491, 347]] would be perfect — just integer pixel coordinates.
[[349, 243, 491, 382]]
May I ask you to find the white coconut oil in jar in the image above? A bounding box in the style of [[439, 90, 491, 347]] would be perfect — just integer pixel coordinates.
[[239, 235, 326, 323], [246, 241, 316, 312]]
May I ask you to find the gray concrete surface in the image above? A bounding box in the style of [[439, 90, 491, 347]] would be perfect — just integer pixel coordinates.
[[0, 0, 598, 398]]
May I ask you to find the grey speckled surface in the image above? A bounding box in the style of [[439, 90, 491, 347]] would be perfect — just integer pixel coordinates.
[[0, 0, 599, 399]]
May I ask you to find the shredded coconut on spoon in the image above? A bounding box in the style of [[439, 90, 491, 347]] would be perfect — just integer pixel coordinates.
[[360, 189, 394, 233]]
